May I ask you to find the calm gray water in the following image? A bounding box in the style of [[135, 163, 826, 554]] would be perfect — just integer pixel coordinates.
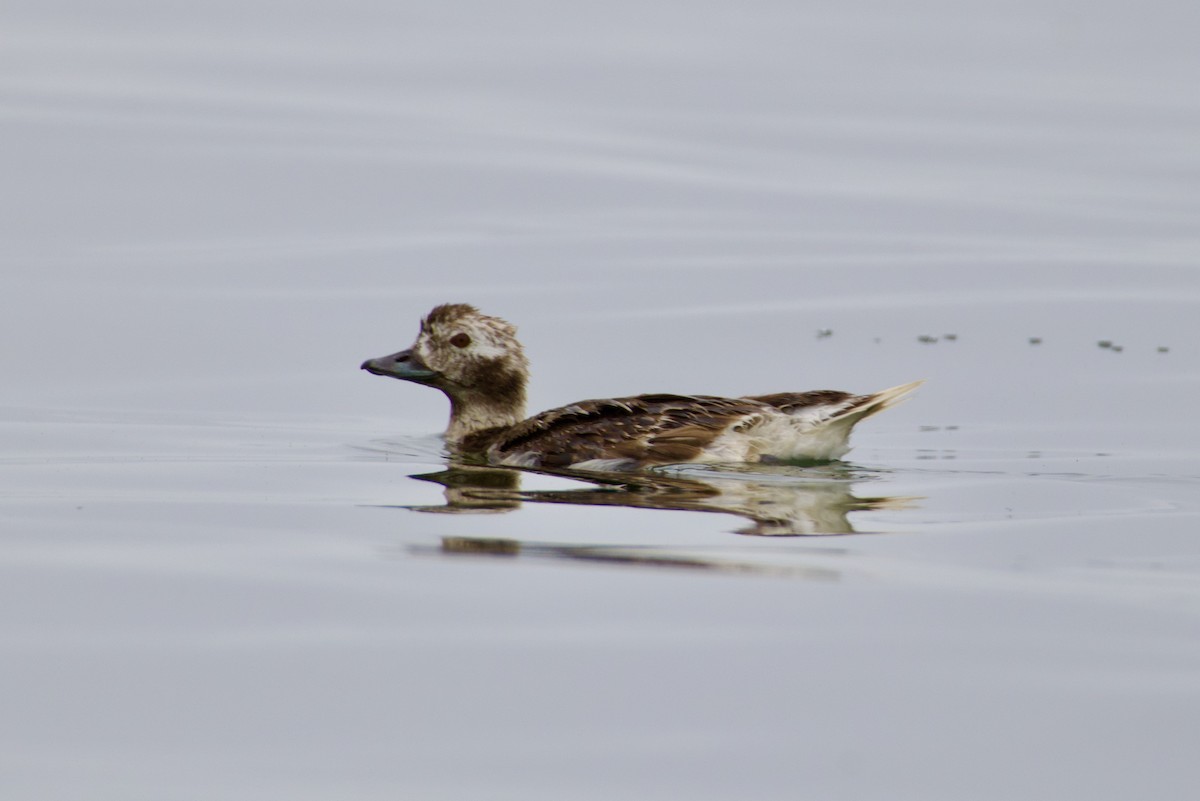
[[4, 2, 1200, 799]]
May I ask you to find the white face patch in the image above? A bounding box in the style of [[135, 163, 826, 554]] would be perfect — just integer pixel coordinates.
[[413, 312, 523, 382], [453, 325, 509, 362]]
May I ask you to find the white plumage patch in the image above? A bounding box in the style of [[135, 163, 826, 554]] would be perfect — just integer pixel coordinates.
[[702, 410, 857, 463]]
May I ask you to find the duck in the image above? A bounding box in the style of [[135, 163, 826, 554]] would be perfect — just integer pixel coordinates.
[[361, 303, 923, 471]]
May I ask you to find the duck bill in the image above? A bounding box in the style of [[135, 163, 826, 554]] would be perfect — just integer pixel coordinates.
[[360, 348, 438, 384]]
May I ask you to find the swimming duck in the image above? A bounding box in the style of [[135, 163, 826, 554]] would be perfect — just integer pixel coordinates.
[[361, 303, 922, 471]]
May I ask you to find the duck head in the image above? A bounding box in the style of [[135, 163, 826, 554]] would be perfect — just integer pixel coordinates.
[[361, 303, 529, 444]]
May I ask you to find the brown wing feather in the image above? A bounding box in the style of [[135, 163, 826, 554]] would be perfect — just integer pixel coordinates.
[[488, 394, 769, 468], [744, 390, 860, 414]]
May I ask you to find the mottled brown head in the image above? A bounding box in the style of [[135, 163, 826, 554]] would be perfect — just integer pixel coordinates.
[[361, 303, 530, 444]]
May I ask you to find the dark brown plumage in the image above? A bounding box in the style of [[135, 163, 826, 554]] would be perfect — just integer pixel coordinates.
[[484, 394, 771, 468]]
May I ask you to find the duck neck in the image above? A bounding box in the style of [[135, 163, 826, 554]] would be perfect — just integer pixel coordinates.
[[445, 387, 527, 448]]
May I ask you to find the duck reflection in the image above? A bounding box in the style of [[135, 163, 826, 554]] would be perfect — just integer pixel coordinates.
[[403, 462, 914, 537], [423, 534, 843, 580]]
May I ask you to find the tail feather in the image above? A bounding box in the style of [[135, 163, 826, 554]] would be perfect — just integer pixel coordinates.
[[749, 379, 925, 462], [835, 379, 925, 427]]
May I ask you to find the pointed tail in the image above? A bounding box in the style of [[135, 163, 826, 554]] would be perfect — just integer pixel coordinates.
[[835, 379, 925, 427]]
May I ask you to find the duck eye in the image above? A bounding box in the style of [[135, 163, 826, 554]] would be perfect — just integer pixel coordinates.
[[449, 332, 471, 348]]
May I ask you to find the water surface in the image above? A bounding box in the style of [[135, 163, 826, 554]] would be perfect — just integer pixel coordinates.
[[3, 2, 1200, 799]]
